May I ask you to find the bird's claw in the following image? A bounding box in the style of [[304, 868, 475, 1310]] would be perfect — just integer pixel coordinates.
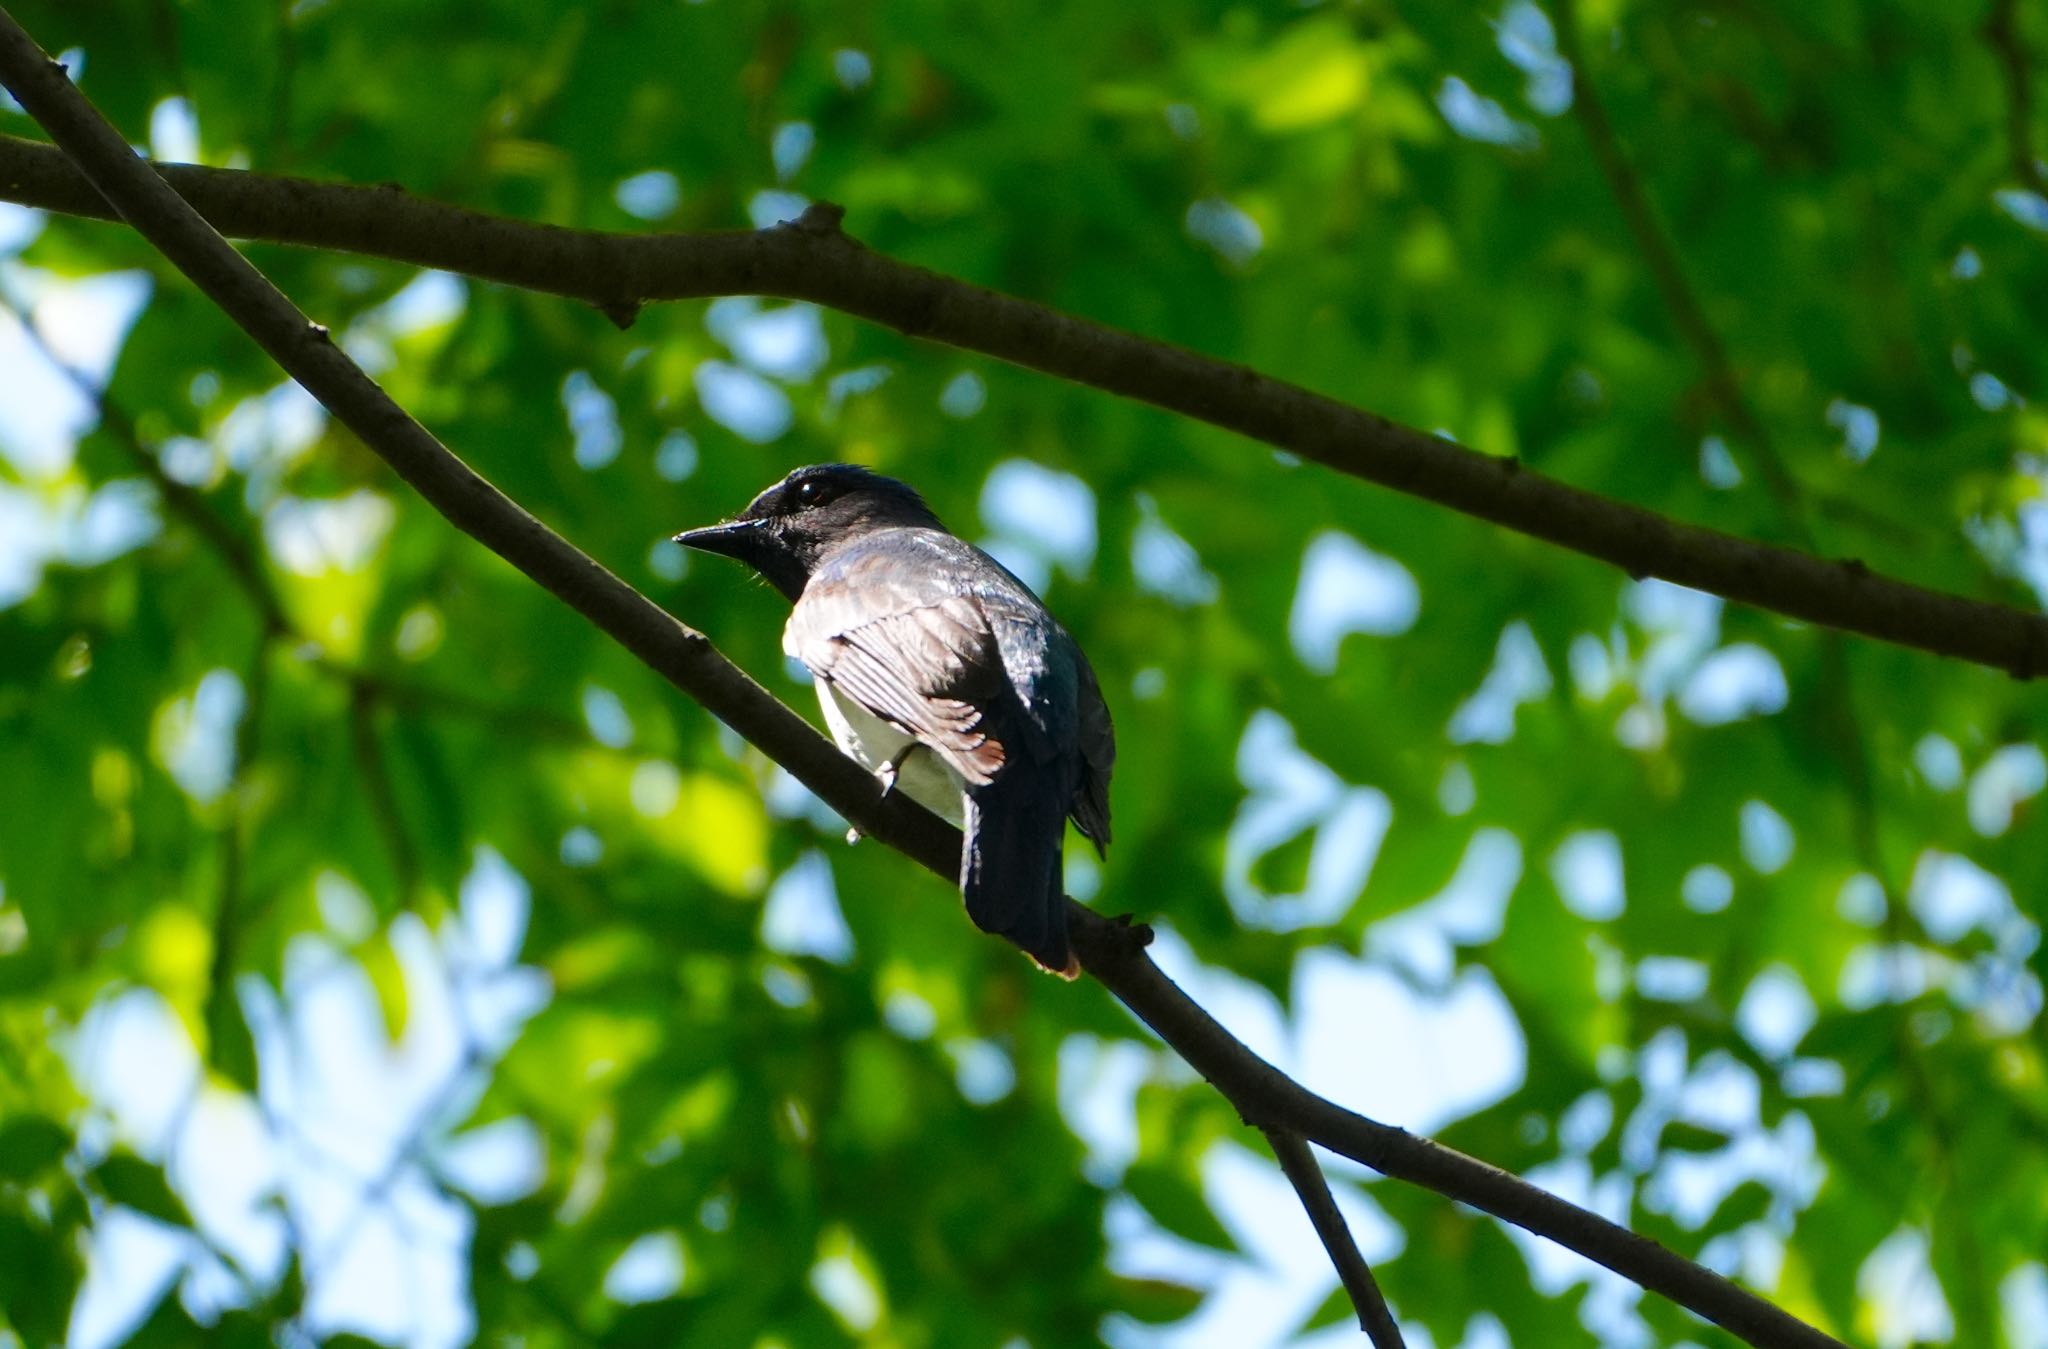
[[849, 750, 914, 846], [875, 744, 916, 800]]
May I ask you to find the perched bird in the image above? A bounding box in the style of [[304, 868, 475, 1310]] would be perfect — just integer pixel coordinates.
[[673, 464, 1113, 976]]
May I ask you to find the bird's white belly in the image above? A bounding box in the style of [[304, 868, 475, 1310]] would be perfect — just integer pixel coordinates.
[[815, 677, 967, 827]]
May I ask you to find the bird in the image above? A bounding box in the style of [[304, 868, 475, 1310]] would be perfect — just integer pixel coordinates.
[[672, 463, 1113, 976]]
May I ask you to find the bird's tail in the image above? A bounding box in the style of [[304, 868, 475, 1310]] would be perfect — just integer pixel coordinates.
[[961, 768, 1078, 978]]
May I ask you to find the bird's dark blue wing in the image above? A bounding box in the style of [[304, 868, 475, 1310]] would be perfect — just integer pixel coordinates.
[[976, 580, 1115, 851], [1070, 653, 1114, 852]]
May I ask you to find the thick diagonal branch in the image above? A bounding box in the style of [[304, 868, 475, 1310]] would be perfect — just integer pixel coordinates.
[[0, 13, 1849, 1349], [0, 131, 2043, 678]]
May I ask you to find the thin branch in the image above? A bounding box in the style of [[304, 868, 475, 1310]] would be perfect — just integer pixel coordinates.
[[1550, 0, 1802, 508], [203, 635, 271, 1081], [9, 291, 593, 823], [1264, 1129, 1405, 1347], [330, 663, 588, 742], [139, 1085, 270, 1309], [1826, 644, 1998, 1341], [266, 0, 298, 167], [1986, 0, 2046, 193], [1560, 16, 1997, 1336], [348, 681, 421, 903], [0, 133, 2043, 679], [0, 284, 294, 636], [311, 1036, 489, 1276], [0, 15, 1850, 1349]]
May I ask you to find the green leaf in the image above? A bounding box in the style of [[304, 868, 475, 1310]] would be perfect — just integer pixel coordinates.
[[1661, 1121, 1734, 1154], [1294, 1280, 1358, 1336], [1709, 1180, 1775, 1234], [0, 1114, 71, 1180], [205, 986, 259, 1092], [7, 0, 2048, 1341], [1109, 1275, 1206, 1325], [0, 1202, 83, 1345], [93, 1152, 193, 1229], [1123, 1163, 1238, 1255]]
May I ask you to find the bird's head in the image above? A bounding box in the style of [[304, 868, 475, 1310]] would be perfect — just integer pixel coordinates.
[[671, 463, 944, 600]]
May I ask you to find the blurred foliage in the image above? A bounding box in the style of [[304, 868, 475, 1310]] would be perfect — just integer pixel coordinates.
[[3, 0, 2047, 1346]]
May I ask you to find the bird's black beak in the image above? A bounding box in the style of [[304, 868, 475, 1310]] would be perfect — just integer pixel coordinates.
[[671, 518, 766, 561], [671, 514, 808, 601]]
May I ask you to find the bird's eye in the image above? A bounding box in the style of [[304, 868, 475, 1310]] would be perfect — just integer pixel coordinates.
[[794, 479, 822, 505]]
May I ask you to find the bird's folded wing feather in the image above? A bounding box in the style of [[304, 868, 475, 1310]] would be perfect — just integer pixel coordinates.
[[1070, 652, 1115, 850], [787, 588, 1009, 785]]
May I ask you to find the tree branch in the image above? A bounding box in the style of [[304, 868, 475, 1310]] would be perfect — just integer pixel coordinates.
[[203, 635, 269, 1086], [1, 281, 560, 902], [0, 13, 1850, 1348], [1985, 0, 2046, 194], [1263, 1129, 1405, 1347], [0, 282, 295, 636], [1550, 0, 1801, 508], [1558, 19, 1999, 1334], [348, 681, 421, 903], [0, 131, 2043, 679]]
